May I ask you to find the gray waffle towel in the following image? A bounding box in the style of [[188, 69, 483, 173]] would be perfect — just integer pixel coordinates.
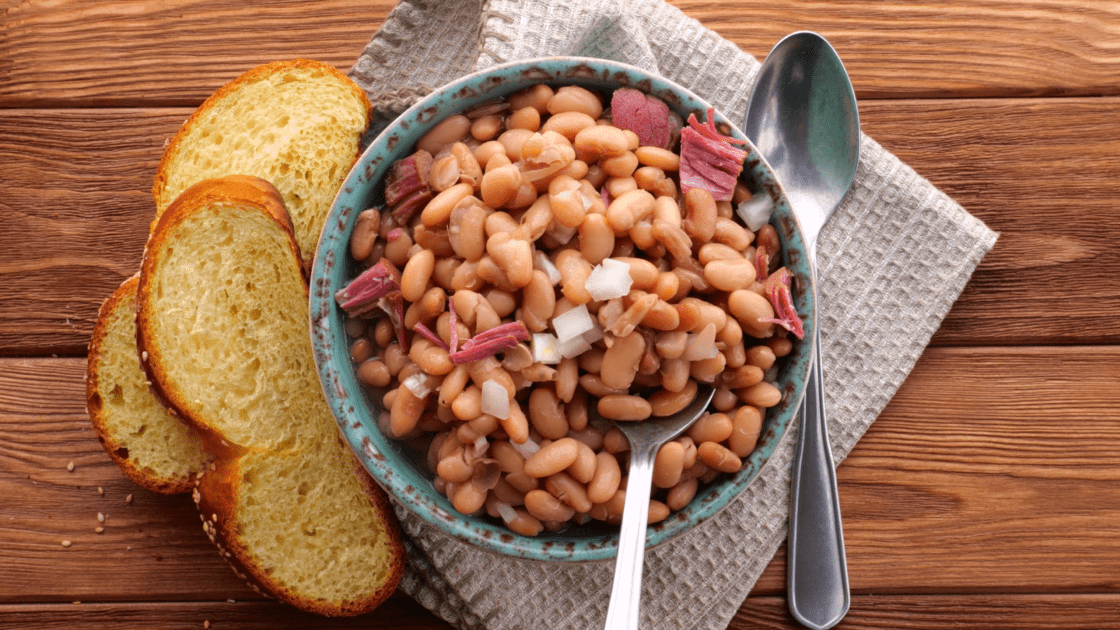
[[348, 1, 998, 628]]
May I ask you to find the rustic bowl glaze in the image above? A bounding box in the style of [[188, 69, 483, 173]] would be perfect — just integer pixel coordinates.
[[310, 57, 814, 562]]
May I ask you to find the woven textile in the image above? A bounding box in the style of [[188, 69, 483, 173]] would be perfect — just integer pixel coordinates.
[[349, 1, 998, 628]]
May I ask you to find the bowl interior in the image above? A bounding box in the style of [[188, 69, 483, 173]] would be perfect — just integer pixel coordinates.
[[310, 57, 814, 562]]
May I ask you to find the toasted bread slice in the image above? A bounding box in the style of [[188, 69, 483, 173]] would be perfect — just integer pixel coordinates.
[[137, 175, 404, 615], [152, 59, 372, 270], [86, 275, 212, 494]]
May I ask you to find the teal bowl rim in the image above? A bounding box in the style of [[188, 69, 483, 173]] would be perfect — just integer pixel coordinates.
[[310, 56, 815, 562]]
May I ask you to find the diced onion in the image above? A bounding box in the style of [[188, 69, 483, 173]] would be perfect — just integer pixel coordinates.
[[552, 304, 594, 343], [473, 435, 489, 458], [681, 323, 719, 361], [532, 333, 563, 364], [511, 436, 541, 459], [480, 379, 510, 420], [585, 258, 634, 301], [582, 319, 605, 345], [558, 334, 592, 359], [496, 501, 519, 524], [534, 251, 562, 285], [402, 373, 433, 398], [736, 194, 773, 232]]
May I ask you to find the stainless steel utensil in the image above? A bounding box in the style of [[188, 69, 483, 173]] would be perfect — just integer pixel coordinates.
[[744, 31, 860, 630], [601, 384, 716, 630]]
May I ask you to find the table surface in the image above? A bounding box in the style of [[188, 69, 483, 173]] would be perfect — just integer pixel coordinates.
[[3, 1, 1120, 628]]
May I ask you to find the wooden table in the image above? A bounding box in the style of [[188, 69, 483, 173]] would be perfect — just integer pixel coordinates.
[[3, 1, 1119, 628]]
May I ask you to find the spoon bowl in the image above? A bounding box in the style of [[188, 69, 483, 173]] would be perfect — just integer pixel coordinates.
[[744, 31, 860, 630]]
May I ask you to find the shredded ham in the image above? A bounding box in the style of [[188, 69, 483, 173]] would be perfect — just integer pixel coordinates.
[[678, 108, 747, 201]]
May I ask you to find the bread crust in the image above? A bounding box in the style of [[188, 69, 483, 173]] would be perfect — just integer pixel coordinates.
[[136, 175, 302, 459], [195, 442, 406, 616], [86, 275, 204, 493], [151, 59, 372, 213]]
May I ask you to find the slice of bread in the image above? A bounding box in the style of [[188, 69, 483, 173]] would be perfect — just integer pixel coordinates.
[[152, 59, 372, 271], [86, 275, 212, 494], [137, 175, 404, 616]]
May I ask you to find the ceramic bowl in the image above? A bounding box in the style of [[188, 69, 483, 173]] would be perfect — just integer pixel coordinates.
[[310, 57, 814, 562]]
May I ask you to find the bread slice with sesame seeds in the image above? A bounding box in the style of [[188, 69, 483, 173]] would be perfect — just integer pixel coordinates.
[[137, 175, 404, 616], [152, 59, 372, 271], [86, 274, 213, 494]]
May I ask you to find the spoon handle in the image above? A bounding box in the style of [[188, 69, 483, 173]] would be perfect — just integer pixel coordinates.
[[603, 443, 656, 630], [788, 335, 850, 630]]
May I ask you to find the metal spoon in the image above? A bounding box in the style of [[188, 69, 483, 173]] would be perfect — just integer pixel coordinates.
[[601, 384, 716, 630], [744, 31, 860, 630]]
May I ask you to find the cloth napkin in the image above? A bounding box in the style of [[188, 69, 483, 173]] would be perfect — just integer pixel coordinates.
[[348, 1, 999, 628]]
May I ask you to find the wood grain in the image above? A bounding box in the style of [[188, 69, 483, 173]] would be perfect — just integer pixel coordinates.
[[4, 98, 1118, 354], [4, 1, 1120, 107], [4, 348, 1120, 603], [4, 594, 1120, 630]]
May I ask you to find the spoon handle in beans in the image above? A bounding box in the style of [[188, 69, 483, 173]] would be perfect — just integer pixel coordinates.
[[603, 442, 657, 630], [787, 336, 850, 630]]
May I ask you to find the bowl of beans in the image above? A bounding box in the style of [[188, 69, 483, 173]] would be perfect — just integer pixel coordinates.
[[310, 57, 814, 561]]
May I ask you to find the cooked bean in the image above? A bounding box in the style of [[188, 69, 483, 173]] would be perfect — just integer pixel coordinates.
[[574, 125, 629, 157], [390, 385, 427, 438], [713, 386, 738, 412], [597, 394, 652, 421], [634, 145, 680, 171], [451, 385, 483, 421], [601, 151, 639, 178], [524, 437, 580, 478], [350, 208, 380, 261], [540, 110, 596, 139], [683, 188, 717, 243], [400, 248, 436, 302], [599, 331, 645, 390], [566, 389, 590, 431], [548, 85, 603, 119], [650, 378, 698, 417], [606, 189, 655, 233], [740, 381, 782, 408], [428, 154, 460, 192], [586, 451, 621, 504], [654, 271, 681, 302], [409, 338, 454, 376], [349, 338, 374, 364], [474, 140, 506, 166], [418, 114, 471, 154], [357, 359, 391, 388], [653, 440, 685, 489], [689, 353, 726, 383], [451, 481, 487, 514], [528, 387, 568, 440], [602, 427, 629, 454], [544, 471, 593, 513], [666, 478, 699, 511], [641, 299, 680, 331], [697, 441, 742, 474], [471, 114, 503, 142], [481, 163, 523, 208], [525, 488, 575, 522], [568, 440, 597, 484], [729, 405, 763, 457], [508, 106, 542, 131], [522, 270, 556, 332], [510, 84, 554, 114], [721, 364, 764, 389], [688, 412, 733, 444], [704, 258, 757, 292], [579, 213, 615, 265], [660, 358, 691, 393], [556, 357, 578, 403], [713, 216, 754, 250], [502, 401, 530, 445], [647, 500, 670, 524], [729, 289, 777, 336], [437, 448, 474, 483]]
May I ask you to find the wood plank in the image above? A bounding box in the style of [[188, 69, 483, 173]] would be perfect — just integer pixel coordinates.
[[0, 0, 397, 108], [3, 347, 1120, 602], [859, 98, 1120, 346], [4, 97, 1118, 354], [0, 597, 451, 629], [3, 594, 1120, 630], [4, 1, 1120, 107]]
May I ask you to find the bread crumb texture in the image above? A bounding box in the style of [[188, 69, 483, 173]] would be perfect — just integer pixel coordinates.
[[87, 276, 211, 493], [154, 61, 371, 268]]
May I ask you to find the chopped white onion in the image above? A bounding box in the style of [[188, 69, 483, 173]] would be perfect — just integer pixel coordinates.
[[510, 436, 541, 459], [473, 435, 489, 458], [496, 501, 519, 524], [534, 251, 563, 285], [552, 304, 594, 343], [585, 258, 634, 301], [532, 333, 563, 364], [480, 379, 510, 420], [558, 333, 592, 359], [736, 194, 773, 232], [681, 323, 719, 361], [547, 221, 577, 246], [402, 373, 434, 398], [582, 318, 604, 345]]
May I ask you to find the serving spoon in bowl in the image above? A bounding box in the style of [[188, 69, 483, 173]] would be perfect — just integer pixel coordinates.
[[600, 384, 716, 630], [744, 31, 860, 630]]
